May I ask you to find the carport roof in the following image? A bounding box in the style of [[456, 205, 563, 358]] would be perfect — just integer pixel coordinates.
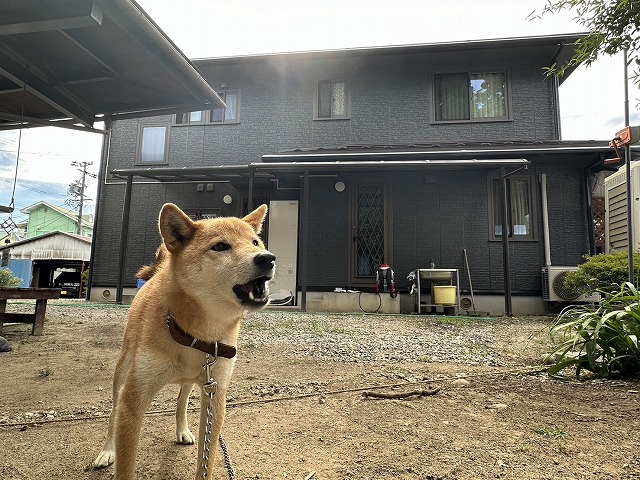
[[0, 0, 224, 132]]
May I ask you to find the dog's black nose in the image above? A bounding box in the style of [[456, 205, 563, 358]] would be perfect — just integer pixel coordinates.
[[254, 252, 276, 269]]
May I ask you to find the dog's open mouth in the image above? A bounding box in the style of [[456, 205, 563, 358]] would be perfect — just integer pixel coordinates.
[[233, 276, 271, 306]]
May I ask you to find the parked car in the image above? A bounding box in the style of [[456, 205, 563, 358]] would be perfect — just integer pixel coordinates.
[[53, 271, 81, 298]]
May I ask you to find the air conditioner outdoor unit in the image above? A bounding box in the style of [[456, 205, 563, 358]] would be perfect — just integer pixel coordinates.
[[541, 266, 599, 303]]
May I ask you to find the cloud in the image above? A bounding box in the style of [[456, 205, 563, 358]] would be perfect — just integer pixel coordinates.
[[604, 112, 640, 128], [0, 177, 76, 226]]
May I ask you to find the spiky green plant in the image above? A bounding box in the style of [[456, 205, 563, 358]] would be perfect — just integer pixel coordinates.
[[547, 282, 640, 378]]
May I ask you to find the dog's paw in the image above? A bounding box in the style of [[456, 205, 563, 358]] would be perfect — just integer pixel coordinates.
[[177, 428, 196, 445], [93, 449, 115, 468]]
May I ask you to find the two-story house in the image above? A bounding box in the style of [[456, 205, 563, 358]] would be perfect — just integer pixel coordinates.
[[90, 34, 626, 314], [22, 202, 93, 238]]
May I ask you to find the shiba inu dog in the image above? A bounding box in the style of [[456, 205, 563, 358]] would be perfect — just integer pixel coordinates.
[[94, 203, 275, 479]]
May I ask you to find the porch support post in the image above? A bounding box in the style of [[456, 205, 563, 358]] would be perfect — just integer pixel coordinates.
[[248, 169, 254, 212], [500, 167, 513, 316], [623, 49, 635, 283], [299, 170, 309, 311], [116, 174, 133, 304]]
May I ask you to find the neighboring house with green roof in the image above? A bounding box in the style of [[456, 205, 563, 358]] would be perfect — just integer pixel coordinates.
[[21, 202, 93, 239]]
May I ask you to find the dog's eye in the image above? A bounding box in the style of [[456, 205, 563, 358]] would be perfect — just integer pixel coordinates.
[[252, 239, 259, 246], [212, 242, 231, 252]]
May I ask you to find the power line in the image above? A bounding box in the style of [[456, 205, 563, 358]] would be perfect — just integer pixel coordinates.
[[0, 178, 68, 199]]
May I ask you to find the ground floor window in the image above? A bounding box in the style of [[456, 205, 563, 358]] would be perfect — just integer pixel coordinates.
[[488, 174, 536, 240]]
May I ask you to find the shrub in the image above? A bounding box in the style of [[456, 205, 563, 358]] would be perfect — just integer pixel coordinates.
[[0, 267, 21, 288], [564, 251, 640, 295], [547, 282, 640, 378]]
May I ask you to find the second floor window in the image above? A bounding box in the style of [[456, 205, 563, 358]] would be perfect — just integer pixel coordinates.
[[137, 125, 168, 164], [209, 91, 239, 123], [175, 110, 204, 124], [316, 79, 349, 119], [173, 90, 240, 125], [434, 71, 508, 122]]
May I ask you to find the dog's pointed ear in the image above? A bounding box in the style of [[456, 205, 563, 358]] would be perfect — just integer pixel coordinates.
[[159, 203, 196, 253], [242, 204, 268, 234]]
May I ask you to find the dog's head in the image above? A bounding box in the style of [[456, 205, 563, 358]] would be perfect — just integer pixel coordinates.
[[158, 203, 275, 311]]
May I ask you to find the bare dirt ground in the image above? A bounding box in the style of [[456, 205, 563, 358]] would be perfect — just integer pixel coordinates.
[[1, 301, 639, 480]]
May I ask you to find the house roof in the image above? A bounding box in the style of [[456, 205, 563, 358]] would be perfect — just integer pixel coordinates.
[[195, 33, 586, 85], [0, 230, 91, 251], [0, 0, 225, 132], [21, 201, 93, 228]]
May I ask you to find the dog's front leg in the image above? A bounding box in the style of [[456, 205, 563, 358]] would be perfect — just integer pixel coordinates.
[[114, 377, 160, 480], [194, 385, 227, 480], [177, 382, 196, 444], [94, 347, 134, 468]]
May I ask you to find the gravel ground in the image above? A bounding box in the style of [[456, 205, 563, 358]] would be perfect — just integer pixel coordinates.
[[241, 310, 539, 366], [1, 302, 640, 480]]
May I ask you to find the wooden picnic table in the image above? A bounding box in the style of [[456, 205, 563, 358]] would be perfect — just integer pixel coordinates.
[[0, 288, 62, 336]]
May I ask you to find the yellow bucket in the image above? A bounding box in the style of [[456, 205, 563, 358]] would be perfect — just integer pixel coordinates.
[[433, 285, 457, 305]]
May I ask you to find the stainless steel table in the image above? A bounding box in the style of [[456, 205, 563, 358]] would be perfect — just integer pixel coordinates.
[[414, 268, 460, 315]]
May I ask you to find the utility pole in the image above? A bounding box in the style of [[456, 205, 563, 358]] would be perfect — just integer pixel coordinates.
[[70, 161, 93, 234]]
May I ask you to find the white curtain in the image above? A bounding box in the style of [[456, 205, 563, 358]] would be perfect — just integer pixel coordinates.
[[470, 73, 506, 119]]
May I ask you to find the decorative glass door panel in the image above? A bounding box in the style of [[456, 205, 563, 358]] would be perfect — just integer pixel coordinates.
[[353, 185, 385, 278]]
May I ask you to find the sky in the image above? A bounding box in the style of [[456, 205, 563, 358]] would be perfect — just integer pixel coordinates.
[[0, 0, 638, 232]]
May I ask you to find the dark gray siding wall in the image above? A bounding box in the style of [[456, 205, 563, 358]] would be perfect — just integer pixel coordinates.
[[305, 178, 350, 287], [93, 179, 241, 285], [94, 49, 573, 291], [104, 52, 558, 173], [389, 161, 590, 294]]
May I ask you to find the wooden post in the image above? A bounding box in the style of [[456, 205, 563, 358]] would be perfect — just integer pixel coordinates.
[[33, 299, 47, 335]]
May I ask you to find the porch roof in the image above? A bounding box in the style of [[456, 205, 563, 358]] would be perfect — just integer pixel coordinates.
[[109, 139, 629, 184], [110, 158, 532, 184], [0, 0, 224, 133], [263, 139, 623, 162]]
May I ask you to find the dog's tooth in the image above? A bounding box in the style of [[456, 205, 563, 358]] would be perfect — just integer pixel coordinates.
[[248, 291, 255, 301]]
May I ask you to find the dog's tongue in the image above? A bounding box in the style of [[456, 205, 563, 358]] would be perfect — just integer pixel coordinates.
[[240, 280, 254, 293]]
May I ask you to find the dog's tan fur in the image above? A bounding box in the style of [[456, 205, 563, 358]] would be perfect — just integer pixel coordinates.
[[94, 203, 274, 479]]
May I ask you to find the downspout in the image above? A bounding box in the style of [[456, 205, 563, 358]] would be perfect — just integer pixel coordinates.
[[550, 42, 565, 140], [540, 174, 551, 267]]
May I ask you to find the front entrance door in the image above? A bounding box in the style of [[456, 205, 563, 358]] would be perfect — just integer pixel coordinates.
[[350, 181, 391, 287]]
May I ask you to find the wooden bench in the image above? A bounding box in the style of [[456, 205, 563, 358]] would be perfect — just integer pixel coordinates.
[[0, 288, 62, 336]]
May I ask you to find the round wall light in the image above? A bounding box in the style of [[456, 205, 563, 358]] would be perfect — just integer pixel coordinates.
[[334, 181, 346, 192], [223, 194, 233, 205]]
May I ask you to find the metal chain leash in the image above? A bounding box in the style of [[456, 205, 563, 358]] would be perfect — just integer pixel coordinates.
[[219, 434, 236, 479], [200, 353, 236, 480], [201, 354, 217, 480]]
